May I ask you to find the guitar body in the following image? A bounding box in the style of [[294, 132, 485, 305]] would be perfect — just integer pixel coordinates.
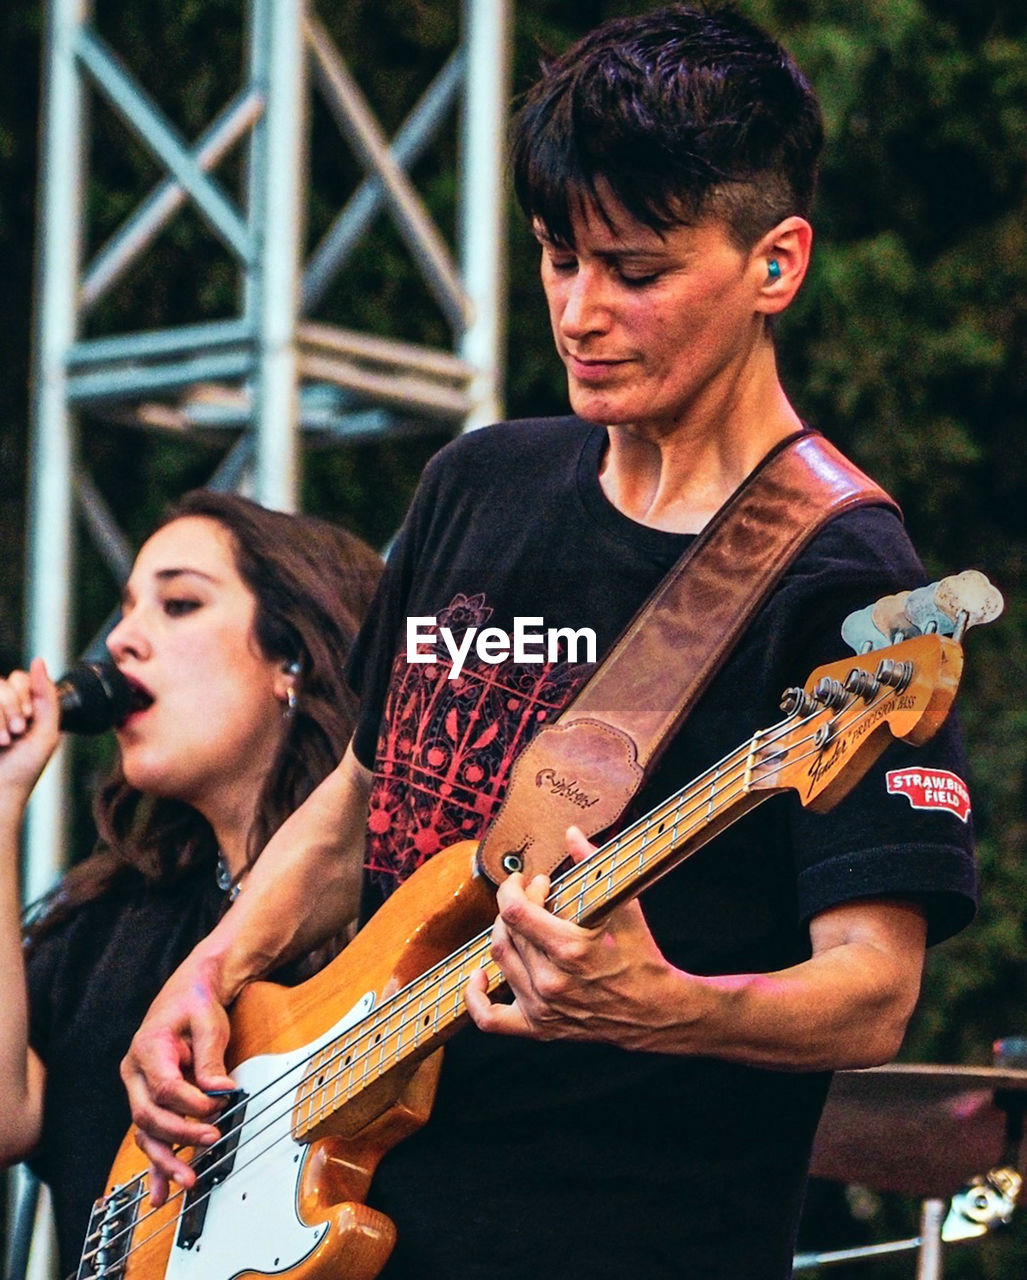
[[89, 840, 495, 1280]]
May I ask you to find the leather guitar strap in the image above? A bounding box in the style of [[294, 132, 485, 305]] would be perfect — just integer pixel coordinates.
[[477, 430, 899, 884]]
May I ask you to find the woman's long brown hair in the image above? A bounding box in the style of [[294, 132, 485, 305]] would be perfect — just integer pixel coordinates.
[[24, 490, 382, 950]]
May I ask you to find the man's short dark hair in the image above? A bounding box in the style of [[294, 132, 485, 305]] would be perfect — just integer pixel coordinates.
[[511, 3, 824, 249]]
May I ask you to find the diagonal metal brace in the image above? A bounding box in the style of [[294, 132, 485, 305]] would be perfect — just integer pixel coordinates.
[[75, 27, 252, 262], [304, 13, 470, 330]]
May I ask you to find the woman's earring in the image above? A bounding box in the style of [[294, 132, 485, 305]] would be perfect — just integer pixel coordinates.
[[284, 658, 301, 719]]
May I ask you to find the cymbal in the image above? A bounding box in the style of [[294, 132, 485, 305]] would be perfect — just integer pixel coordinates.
[[810, 1064, 1027, 1197]]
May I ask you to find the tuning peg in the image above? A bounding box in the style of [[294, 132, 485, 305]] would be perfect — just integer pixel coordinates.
[[872, 590, 918, 640], [875, 658, 913, 692], [843, 667, 880, 702], [934, 570, 1004, 639], [903, 584, 951, 635], [842, 570, 1003, 653], [780, 686, 818, 717], [813, 677, 849, 710], [840, 604, 890, 654]]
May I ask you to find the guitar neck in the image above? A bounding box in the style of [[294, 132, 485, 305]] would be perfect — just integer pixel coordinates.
[[293, 725, 777, 1140], [549, 734, 776, 928]]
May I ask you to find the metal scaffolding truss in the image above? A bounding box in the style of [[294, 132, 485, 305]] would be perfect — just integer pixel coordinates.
[[12, 4, 511, 1274], [24, 0, 512, 904]]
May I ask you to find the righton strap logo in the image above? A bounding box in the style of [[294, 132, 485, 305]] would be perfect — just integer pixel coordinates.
[[535, 768, 600, 810], [886, 768, 971, 823]]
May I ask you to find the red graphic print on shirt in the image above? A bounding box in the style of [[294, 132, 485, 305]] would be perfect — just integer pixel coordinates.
[[365, 593, 592, 897]]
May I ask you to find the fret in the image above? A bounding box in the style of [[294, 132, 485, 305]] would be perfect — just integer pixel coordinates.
[[706, 764, 721, 819], [741, 731, 760, 792]]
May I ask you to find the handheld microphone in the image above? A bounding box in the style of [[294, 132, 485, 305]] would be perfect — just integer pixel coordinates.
[[56, 661, 133, 734]]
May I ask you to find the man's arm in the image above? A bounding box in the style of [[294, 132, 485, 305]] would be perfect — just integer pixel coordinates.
[[121, 742, 372, 1201], [465, 826, 927, 1070]]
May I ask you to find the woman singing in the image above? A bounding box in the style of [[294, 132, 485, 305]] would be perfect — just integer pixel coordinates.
[[0, 490, 381, 1276]]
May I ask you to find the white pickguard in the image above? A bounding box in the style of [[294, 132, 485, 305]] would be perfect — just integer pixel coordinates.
[[164, 990, 377, 1280]]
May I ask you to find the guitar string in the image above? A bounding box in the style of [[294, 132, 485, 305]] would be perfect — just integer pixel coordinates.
[[83, 694, 866, 1274], [84, 690, 873, 1276], [81, 712, 780, 1222], [84, 686, 890, 1271], [292, 691, 881, 1135], [80, 708, 801, 1271], [290, 681, 892, 1133]]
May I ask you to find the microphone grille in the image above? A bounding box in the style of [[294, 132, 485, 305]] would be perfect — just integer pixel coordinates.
[[58, 661, 133, 734]]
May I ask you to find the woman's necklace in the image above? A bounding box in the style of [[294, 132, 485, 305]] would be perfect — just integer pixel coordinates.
[[215, 852, 242, 903]]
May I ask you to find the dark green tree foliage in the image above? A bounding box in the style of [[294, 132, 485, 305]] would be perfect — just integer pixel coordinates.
[[0, 2, 1025, 1275], [767, 0, 1027, 1085]]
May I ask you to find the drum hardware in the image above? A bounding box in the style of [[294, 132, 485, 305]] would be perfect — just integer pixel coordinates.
[[795, 1053, 1027, 1276], [795, 1171, 1022, 1274], [942, 1166, 1021, 1240]]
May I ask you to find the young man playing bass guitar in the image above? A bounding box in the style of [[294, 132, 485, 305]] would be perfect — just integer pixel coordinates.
[[120, 7, 977, 1277]]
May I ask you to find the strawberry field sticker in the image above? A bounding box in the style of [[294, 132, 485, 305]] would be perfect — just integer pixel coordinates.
[[886, 769, 971, 823]]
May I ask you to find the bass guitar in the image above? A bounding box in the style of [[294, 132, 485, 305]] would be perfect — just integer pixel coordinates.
[[78, 626, 972, 1280]]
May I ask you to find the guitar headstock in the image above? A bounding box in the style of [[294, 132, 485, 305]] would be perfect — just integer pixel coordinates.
[[749, 633, 965, 812]]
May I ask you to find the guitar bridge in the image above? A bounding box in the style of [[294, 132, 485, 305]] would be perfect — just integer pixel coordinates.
[[77, 1183, 137, 1280]]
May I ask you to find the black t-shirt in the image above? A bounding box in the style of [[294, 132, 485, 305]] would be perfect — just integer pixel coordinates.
[[25, 865, 225, 1279], [347, 417, 977, 1280]]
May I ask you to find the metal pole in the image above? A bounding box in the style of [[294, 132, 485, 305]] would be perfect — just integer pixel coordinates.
[[248, 0, 304, 510], [458, 0, 512, 430], [4, 1170, 58, 1280], [306, 16, 468, 333], [794, 1235, 923, 1269], [4, 1167, 39, 1280], [24, 0, 87, 911], [19, 6, 85, 1274], [915, 1198, 948, 1280], [75, 30, 250, 260]]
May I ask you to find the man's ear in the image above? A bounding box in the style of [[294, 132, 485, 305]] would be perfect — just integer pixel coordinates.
[[752, 216, 813, 316]]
